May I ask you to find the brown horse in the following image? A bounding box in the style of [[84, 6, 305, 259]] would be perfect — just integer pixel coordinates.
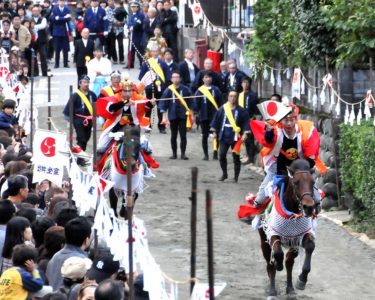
[[259, 159, 318, 299]]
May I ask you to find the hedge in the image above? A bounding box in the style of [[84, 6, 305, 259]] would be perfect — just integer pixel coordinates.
[[339, 121, 375, 230]]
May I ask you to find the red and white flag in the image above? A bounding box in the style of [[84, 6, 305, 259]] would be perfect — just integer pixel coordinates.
[[140, 70, 156, 87], [257, 100, 292, 123]]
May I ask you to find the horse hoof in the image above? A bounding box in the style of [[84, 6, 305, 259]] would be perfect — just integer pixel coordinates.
[[286, 290, 297, 300], [267, 296, 279, 300], [295, 278, 306, 290], [276, 264, 283, 272]]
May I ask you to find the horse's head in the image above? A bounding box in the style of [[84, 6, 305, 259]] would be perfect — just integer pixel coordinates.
[[287, 159, 315, 218], [118, 126, 141, 172]]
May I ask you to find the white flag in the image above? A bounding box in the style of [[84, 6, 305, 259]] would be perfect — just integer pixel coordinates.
[[320, 90, 326, 105], [190, 282, 227, 299], [349, 105, 355, 126], [32, 130, 67, 186], [257, 101, 292, 122], [291, 68, 301, 99], [344, 105, 349, 124], [357, 103, 362, 125]]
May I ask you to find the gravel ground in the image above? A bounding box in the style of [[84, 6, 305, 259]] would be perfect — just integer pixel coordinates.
[[36, 66, 375, 300]]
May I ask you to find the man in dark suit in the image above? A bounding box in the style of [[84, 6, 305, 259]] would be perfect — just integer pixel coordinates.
[[225, 62, 247, 93], [158, 0, 178, 57], [74, 28, 94, 87], [142, 6, 159, 51], [128, 1, 145, 68], [83, 0, 109, 47], [49, 0, 71, 68], [193, 58, 223, 93], [178, 48, 199, 91]]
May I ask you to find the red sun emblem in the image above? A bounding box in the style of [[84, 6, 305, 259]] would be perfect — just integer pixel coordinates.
[[40, 137, 56, 157], [194, 6, 201, 14], [266, 101, 278, 117]]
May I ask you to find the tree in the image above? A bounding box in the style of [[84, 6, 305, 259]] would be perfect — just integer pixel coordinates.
[[292, 0, 337, 67], [245, 0, 337, 69], [321, 0, 375, 66]]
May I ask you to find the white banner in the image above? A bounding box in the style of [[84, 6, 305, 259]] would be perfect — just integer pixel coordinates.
[[32, 130, 67, 186], [291, 68, 301, 99], [190, 282, 227, 300]]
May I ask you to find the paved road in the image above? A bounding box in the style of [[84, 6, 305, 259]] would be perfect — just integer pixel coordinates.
[[34, 60, 375, 300]]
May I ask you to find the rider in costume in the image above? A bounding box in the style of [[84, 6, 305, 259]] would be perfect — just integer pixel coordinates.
[[96, 79, 155, 156], [251, 105, 327, 207]]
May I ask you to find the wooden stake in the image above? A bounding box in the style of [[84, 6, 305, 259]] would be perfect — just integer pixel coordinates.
[[206, 190, 214, 300], [124, 127, 134, 300], [190, 167, 198, 294]]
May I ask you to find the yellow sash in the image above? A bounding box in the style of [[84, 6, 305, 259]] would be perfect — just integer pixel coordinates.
[[223, 102, 241, 133], [198, 85, 219, 110], [168, 84, 190, 114], [148, 57, 165, 83], [76, 89, 93, 116], [168, 84, 192, 128], [103, 86, 114, 97], [239, 91, 245, 108]]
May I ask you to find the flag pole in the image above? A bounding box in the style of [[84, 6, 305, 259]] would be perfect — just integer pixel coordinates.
[[69, 85, 74, 150], [124, 126, 134, 300], [92, 97, 98, 255], [190, 167, 198, 294], [68, 85, 74, 204], [206, 190, 215, 300]]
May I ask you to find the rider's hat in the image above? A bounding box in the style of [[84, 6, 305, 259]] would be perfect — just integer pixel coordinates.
[[120, 79, 134, 91], [110, 70, 122, 78]]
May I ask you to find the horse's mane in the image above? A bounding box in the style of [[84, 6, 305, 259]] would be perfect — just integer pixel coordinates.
[[289, 159, 311, 172]]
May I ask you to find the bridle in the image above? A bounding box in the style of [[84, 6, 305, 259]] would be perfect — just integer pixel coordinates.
[[289, 170, 314, 212]]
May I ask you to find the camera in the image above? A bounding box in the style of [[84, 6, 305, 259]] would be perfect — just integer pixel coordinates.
[[115, 268, 127, 282]]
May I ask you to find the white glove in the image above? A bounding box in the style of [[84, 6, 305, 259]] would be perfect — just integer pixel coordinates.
[[109, 131, 124, 141]]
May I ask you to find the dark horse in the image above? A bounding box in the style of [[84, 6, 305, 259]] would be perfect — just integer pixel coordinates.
[[97, 126, 142, 218], [259, 159, 318, 299]]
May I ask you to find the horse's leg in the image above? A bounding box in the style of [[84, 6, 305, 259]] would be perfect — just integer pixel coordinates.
[[258, 229, 277, 298], [270, 236, 283, 272], [285, 248, 298, 298], [296, 233, 315, 290], [109, 188, 118, 217], [119, 191, 127, 219]]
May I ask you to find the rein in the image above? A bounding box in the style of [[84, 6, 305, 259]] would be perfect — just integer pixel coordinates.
[[289, 170, 314, 215]]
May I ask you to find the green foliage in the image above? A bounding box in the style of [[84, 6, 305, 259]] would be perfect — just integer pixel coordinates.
[[339, 121, 375, 230], [246, 0, 336, 69], [321, 0, 375, 66], [292, 0, 337, 67], [246, 0, 375, 69]]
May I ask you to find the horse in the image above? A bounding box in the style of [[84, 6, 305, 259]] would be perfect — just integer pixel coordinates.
[[258, 159, 318, 299], [97, 125, 143, 218]]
